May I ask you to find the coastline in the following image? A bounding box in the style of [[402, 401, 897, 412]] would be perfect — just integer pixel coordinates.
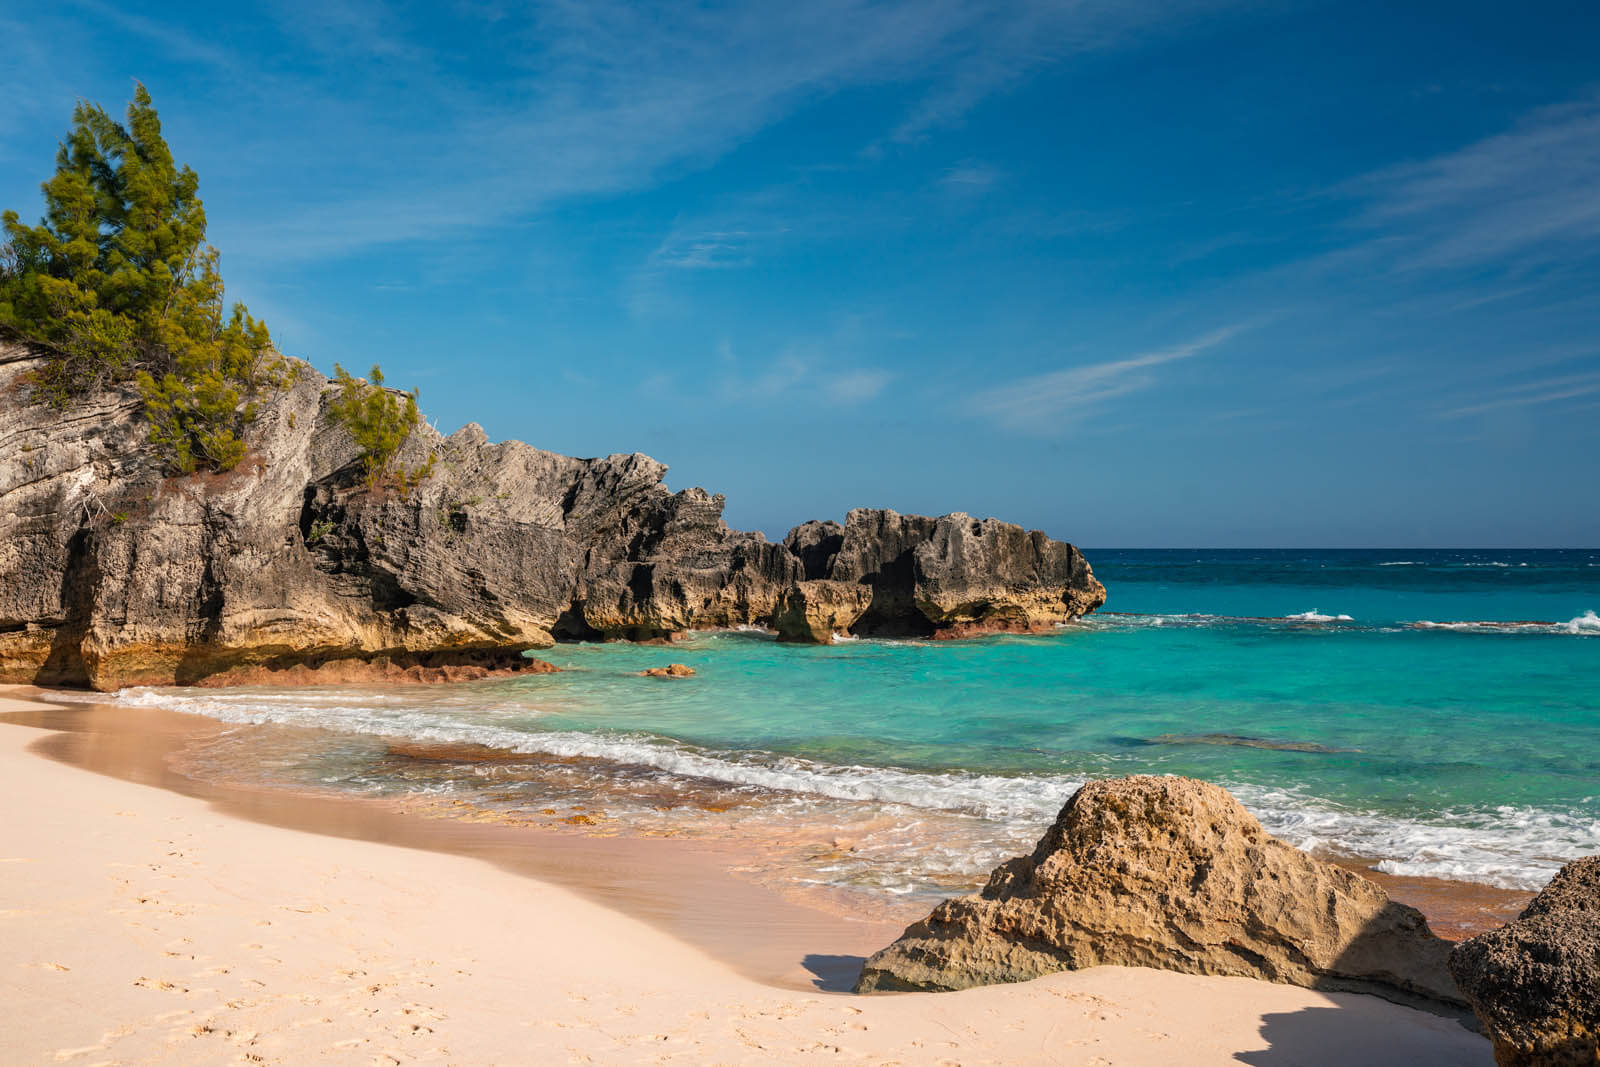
[[0, 684, 1496, 1064]]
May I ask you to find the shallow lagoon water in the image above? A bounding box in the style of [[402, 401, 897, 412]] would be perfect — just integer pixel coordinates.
[[108, 548, 1600, 899]]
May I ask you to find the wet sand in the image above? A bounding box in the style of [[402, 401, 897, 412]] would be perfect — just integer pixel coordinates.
[[0, 690, 911, 992], [0, 684, 1496, 1064]]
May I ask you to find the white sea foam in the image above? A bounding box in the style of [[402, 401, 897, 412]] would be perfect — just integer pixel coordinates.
[[104, 685, 1600, 891], [1559, 610, 1600, 634], [1411, 612, 1597, 636], [1378, 561, 1423, 566], [1235, 784, 1600, 891], [1284, 610, 1354, 622], [108, 687, 1074, 819]]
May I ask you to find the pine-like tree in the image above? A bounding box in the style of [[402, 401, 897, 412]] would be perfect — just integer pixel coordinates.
[[0, 85, 289, 472]]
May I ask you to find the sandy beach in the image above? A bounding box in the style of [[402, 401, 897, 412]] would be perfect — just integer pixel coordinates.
[[0, 685, 1494, 1065]]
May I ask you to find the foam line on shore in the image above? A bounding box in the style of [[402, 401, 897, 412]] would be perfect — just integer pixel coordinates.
[[79, 686, 1600, 891]]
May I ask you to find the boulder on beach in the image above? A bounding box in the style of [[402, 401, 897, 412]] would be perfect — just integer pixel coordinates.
[[855, 775, 1466, 1016], [641, 663, 695, 677], [1449, 856, 1600, 1066]]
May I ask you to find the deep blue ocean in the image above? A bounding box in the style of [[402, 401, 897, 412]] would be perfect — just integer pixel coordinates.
[[113, 549, 1599, 899]]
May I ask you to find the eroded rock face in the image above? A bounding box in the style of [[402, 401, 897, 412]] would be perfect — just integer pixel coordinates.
[[856, 776, 1466, 1016], [771, 580, 874, 643], [771, 509, 1105, 642], [1450, 856, 1600, 1066], [0, 341, 1103, 688]]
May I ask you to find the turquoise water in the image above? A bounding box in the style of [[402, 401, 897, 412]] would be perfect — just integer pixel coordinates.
[[114, 549, 1599, 896]]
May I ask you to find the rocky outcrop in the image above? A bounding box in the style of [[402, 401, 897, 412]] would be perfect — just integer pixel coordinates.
[[1450, 856, 1600, 1066], [0, 341, 1103, 688], [856, 776, 1465, 1016], [772, 509, 1105, 642]]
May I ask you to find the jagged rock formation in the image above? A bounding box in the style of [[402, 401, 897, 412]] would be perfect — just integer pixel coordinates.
[[1450, 856, 1600, 1066], [856, 776, 1467, 1017], [779, 509, 1105, 641], [0, 342, 1103, 689]]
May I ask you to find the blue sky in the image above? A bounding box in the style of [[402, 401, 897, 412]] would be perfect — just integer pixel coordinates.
[[4, 1, 1598, 546]]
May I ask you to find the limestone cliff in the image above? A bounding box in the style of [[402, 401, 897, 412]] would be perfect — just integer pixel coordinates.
[[0, 342, 1103, 689]]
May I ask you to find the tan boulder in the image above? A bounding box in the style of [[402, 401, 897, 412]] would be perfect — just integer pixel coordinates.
[[856, 775, 1466, 1016]]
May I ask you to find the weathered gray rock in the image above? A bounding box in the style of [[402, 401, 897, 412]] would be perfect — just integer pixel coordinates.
[[856, 775, 1466, 1017], [0, 340, 1103, 688], [1450, 856, 1600, 1066], [770, 509, 1105, 642]]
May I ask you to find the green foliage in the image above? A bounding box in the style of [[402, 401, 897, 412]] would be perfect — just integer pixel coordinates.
[[0, 85, 288, 473], [328, 363, 423, 486]]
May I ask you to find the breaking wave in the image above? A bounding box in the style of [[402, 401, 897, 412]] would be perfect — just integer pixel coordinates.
[[1285, 610, 1355, 622], [1411, 611, 1599, 636]]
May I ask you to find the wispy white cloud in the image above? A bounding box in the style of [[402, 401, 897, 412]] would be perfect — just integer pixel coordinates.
[[1439, 369, 1600, 419], [970, 325, 1243, 433], [141, 0, 1248, 262], [648, 228, 780, 271], [888, 0, 1236, 142], [1347, 91, 1600, 274], [939, 161, 1003, 194], [827, 368, 894, 404], [61, 0, 234, 68], [715, 323, 894, 407]]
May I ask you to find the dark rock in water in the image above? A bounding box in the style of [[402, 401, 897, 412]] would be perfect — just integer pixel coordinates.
[[772, 509, 1105, 643], [1149, 733, 1352, 754], [1450, 856, 1600, 1066], [0, 342, 1103, 687], [855, 775, 1466, 1017]]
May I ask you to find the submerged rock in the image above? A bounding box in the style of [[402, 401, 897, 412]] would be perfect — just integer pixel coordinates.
[[855, 775, 1465, 1016], [1450, 856, 1600, 1066], [641, 663, 695, 677], [1148, 733, 1353, 754], [0, 341, 1103, 688]]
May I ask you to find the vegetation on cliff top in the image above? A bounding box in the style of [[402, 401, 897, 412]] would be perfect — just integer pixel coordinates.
[[329, 363, 425, 487], [0, 86, 419, 482]]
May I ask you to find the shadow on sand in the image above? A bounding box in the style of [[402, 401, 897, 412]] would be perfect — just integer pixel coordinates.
[[802, 953, 867, 992], [1237, 1003, 1490, 1066]]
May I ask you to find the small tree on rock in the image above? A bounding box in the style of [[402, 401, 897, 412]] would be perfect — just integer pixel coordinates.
[[328, 364, 422, 486], [0, 84, 289, 471]]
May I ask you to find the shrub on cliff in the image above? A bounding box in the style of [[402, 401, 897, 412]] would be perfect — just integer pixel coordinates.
[[0, 85, 289, 472], [328, 363, 423, 486]]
